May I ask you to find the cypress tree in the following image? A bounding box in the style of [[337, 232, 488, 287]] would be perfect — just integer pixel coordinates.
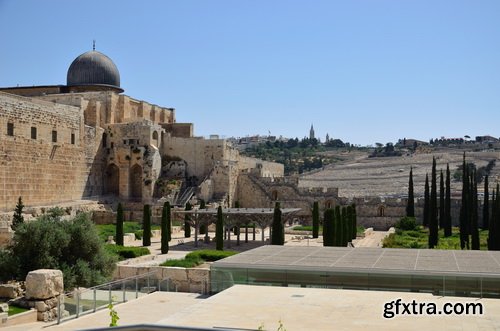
[[483, 175, 489, 230], [406, 167, 415, 217], [184, 202, 192, 238], [491, 185, 500, 251], [216, 206, 224, 251], [115, 203, 124, 246], [429, 157, 438, 248], [142, 204, 151, 247], [334, 206, 342, 246], [323, 208, 334, 246], [439, 170, 445, 229], [271, 202, 284, 245], [199, 199, 207, 235], [161, 202, 171, 254], [312, 201, 320, 238], [341, 207, 348, 246], [11, 196, 24, 231], [471, 169, 480, 250], [423, 174, 430, 227], [351, 203, 357, 240], [459, 154, 469, 249], [489, 189, 495, 250], [444, 164, 452, 237]]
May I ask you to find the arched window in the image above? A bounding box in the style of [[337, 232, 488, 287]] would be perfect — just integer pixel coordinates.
[[272, 190, 278, 201]]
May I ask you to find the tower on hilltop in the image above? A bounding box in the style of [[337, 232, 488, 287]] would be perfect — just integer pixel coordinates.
[[309, 124, 315, 140]]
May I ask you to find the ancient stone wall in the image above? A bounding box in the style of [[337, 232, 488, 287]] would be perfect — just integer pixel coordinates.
[[238, 156, 284, 178], [0, 92, 88, 211], [38, 92, 175, 128]]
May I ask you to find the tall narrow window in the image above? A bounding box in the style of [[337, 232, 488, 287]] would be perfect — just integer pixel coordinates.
[[52, 130, 57, 143], [31, 127, 37, 139], [71, 133, 75, 145], [7, 123, 14, 136]]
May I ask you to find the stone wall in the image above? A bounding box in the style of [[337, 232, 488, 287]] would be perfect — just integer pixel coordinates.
[[38, 91, 175, 128], [113, 265, 210, 294], [0, 92, 88, 211]]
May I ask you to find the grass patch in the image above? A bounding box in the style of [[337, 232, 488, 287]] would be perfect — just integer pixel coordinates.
[[292, 225, 315, 232], [104, 245, 150, 260], [96, 222, 160, 242], [8, 305, 29, 316], [383, 227, 489, 249], [291, 225, 365, 236], [160, 249, 238, 268]]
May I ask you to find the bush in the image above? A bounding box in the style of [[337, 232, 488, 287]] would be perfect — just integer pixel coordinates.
[[160, 249, 237, 268], [104, 245, 150, 260], [186, 250, 237, 262], [161, 256, 203, 268], [9, 213, 117, 289], [95, 222, 142, 242], [395, 217, 418, 231]]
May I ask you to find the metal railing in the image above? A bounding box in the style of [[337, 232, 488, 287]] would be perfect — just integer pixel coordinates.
[[57, 271, 162, 324]]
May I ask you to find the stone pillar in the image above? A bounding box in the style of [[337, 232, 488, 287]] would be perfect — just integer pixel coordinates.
[[24, 269, 66, 322]]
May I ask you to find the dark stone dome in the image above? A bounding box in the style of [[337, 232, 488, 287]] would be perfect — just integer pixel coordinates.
[[67, 50, 120, 88]]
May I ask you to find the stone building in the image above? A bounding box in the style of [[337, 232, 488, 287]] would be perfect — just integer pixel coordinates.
[[0, 48, 283, 216]]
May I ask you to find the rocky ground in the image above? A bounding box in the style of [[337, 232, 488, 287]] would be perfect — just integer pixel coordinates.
[[299, 148, 499, 198]]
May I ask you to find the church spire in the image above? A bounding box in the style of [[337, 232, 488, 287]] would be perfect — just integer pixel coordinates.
[[309, 124, 315, 140]]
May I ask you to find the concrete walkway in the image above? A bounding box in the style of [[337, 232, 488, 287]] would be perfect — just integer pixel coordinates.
[[5, 292, 203, 331], [353, 230, 391, 247]]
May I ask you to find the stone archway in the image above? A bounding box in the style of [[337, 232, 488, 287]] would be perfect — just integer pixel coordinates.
[[104, 164, 120, 195], [378, 205, 386, 217], [152, 131, 159, 148], [129, 164, 143, 199]]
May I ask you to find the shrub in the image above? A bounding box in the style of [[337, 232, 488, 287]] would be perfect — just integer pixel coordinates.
[[161, 256, 202, 268], [160, 249, 237, 268], [9, 213, 117, 289], [105, 245, 150, 260], [185, 250, 237, 262], [395, 217, 418, 231]]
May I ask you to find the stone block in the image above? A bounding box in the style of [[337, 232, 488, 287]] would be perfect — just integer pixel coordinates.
[[161, 267, 188, 283], [0, 284, 20, 299], [25, 269, 63, 300], [34, 301, 48, 312], [123, 233, 135, 245], [187, 268, 209, 283], [0, 303, 8, 313]]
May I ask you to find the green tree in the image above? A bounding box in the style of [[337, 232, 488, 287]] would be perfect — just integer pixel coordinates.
[[429, 157, 438, 248], [199, 199, 207, 235], [184, 202, 192, 238], [11, 196, 24, 231], [9, 213, 117, 289], [216, 206, 224, 251], [271, 202, 284, 245], [142, 204, 151, 247], [334, 206, 342, 246], [115, 203, 124, 246], [161, 202, 171, 254], [444, 164, 452, 237], [351, 203, 357, 240], [312, 201, 320, 238], [423, 174, 430, 227], [406, 168, 415, 217], [439, 170, 445, 229], [322, 208, 334, 247], [471, 169, 480, 250], [483, 175, 490, 230], [459, 154, 470, 250]]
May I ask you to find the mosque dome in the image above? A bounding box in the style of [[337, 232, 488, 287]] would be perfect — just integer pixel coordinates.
[[67, 50, 120, 88]]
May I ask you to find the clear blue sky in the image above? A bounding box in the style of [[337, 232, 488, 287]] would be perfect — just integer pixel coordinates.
[[1, 0, 499, 145]]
